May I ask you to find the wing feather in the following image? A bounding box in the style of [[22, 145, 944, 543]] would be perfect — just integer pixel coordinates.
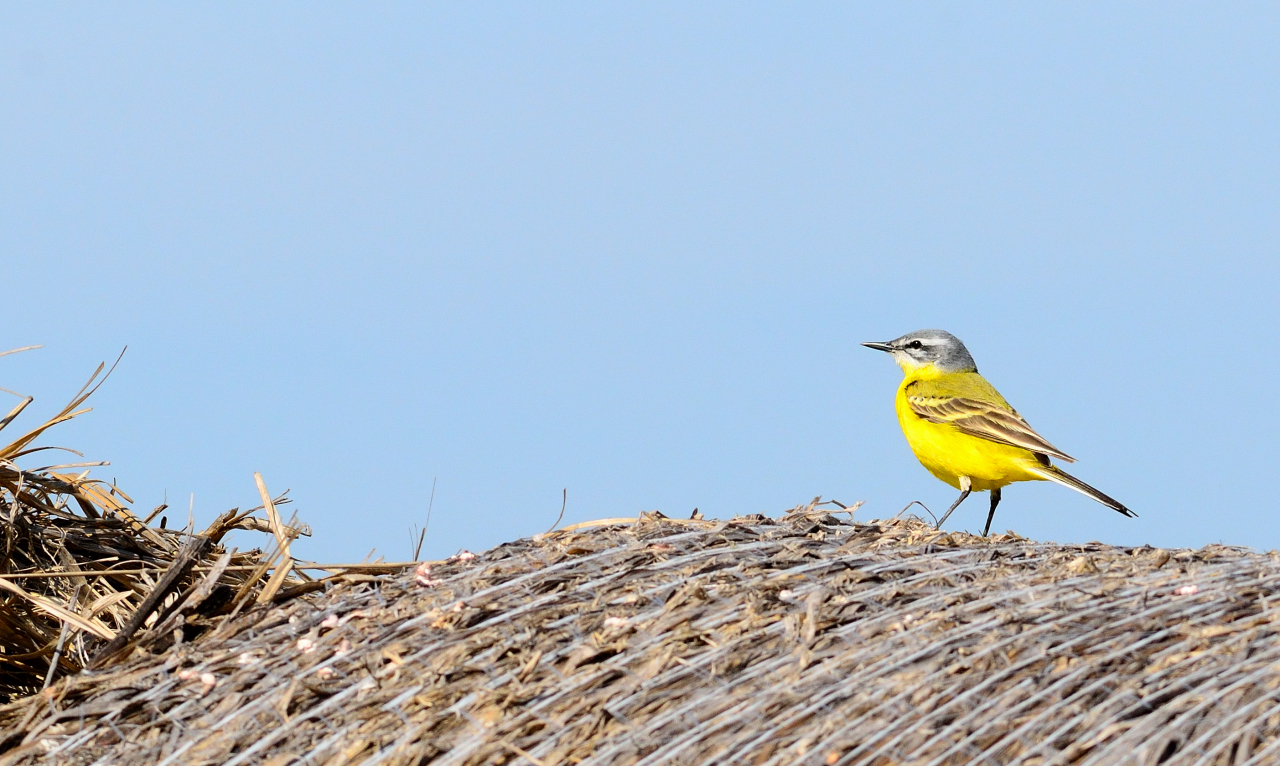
[[907, 394, 1076, 463]]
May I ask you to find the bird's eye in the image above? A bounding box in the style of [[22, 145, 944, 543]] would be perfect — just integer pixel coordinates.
[[908, 340, 923, 349]]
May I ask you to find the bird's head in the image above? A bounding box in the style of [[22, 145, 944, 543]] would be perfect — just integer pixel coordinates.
[[862, 329, 978, 374]]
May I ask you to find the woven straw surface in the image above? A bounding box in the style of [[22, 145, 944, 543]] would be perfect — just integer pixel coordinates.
[[0, 506, 1273, 765]]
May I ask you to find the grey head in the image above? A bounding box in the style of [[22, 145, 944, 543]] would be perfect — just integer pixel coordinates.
[[862, 329, 978, 373]]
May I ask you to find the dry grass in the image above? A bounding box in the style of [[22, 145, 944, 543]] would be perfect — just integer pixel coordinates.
[[0, 502, 1274, 765], [0, 355, 313, 699]]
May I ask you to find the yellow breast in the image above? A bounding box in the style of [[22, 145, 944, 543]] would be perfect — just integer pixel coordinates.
[[893, 370, 1045, 492]]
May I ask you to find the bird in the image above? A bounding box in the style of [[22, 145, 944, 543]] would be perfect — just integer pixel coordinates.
[[863, 329, 1134, 536]]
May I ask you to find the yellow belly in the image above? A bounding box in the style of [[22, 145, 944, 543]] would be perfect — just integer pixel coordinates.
[[895, 387, 1045, 492]]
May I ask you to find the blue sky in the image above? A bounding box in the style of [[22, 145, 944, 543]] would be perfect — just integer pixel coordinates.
[[1, 5, 1277, 562]]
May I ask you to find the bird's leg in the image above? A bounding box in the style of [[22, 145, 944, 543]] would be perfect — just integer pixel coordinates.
[[934, 476, 972, 529], [983, 487, 1002, 537]]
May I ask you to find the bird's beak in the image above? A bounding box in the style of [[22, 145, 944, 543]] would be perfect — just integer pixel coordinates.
[[861, 341, 894, 353]]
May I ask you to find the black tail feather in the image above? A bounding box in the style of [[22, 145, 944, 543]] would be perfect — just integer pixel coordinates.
[[1030, 465, 1136, 518]]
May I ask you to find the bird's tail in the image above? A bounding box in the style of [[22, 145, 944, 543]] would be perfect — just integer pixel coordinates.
[[1026, 464, 1136, 518]]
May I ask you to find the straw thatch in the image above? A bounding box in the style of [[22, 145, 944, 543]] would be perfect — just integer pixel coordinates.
[[0, 355, 312, 701], [0, 501, 1276, 765]]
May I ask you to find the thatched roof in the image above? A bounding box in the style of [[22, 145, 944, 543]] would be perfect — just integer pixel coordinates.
[[0, 504, 1275, 765]]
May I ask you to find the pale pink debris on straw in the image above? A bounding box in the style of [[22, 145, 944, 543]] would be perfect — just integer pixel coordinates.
[[1175, 584, 1199, 596], [199, 673, 218, 696], [415, 562, 441, 587], [319, 614, 340, 630], [296, 637, 316, 653]]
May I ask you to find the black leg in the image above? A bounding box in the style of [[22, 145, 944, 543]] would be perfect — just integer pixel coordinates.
[[934, 488, 971, 529], [983, 488, 1002, 537]]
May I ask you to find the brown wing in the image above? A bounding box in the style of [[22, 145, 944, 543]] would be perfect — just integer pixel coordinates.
[[907, 395, 1076, 463]]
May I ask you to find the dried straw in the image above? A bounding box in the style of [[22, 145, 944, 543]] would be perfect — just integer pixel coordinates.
[[0, 499, 1275, 765], [0, 357, 311, 700]]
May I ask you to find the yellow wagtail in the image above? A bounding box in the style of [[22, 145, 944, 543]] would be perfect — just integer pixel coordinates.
[[863, 329, 1134, 535]]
